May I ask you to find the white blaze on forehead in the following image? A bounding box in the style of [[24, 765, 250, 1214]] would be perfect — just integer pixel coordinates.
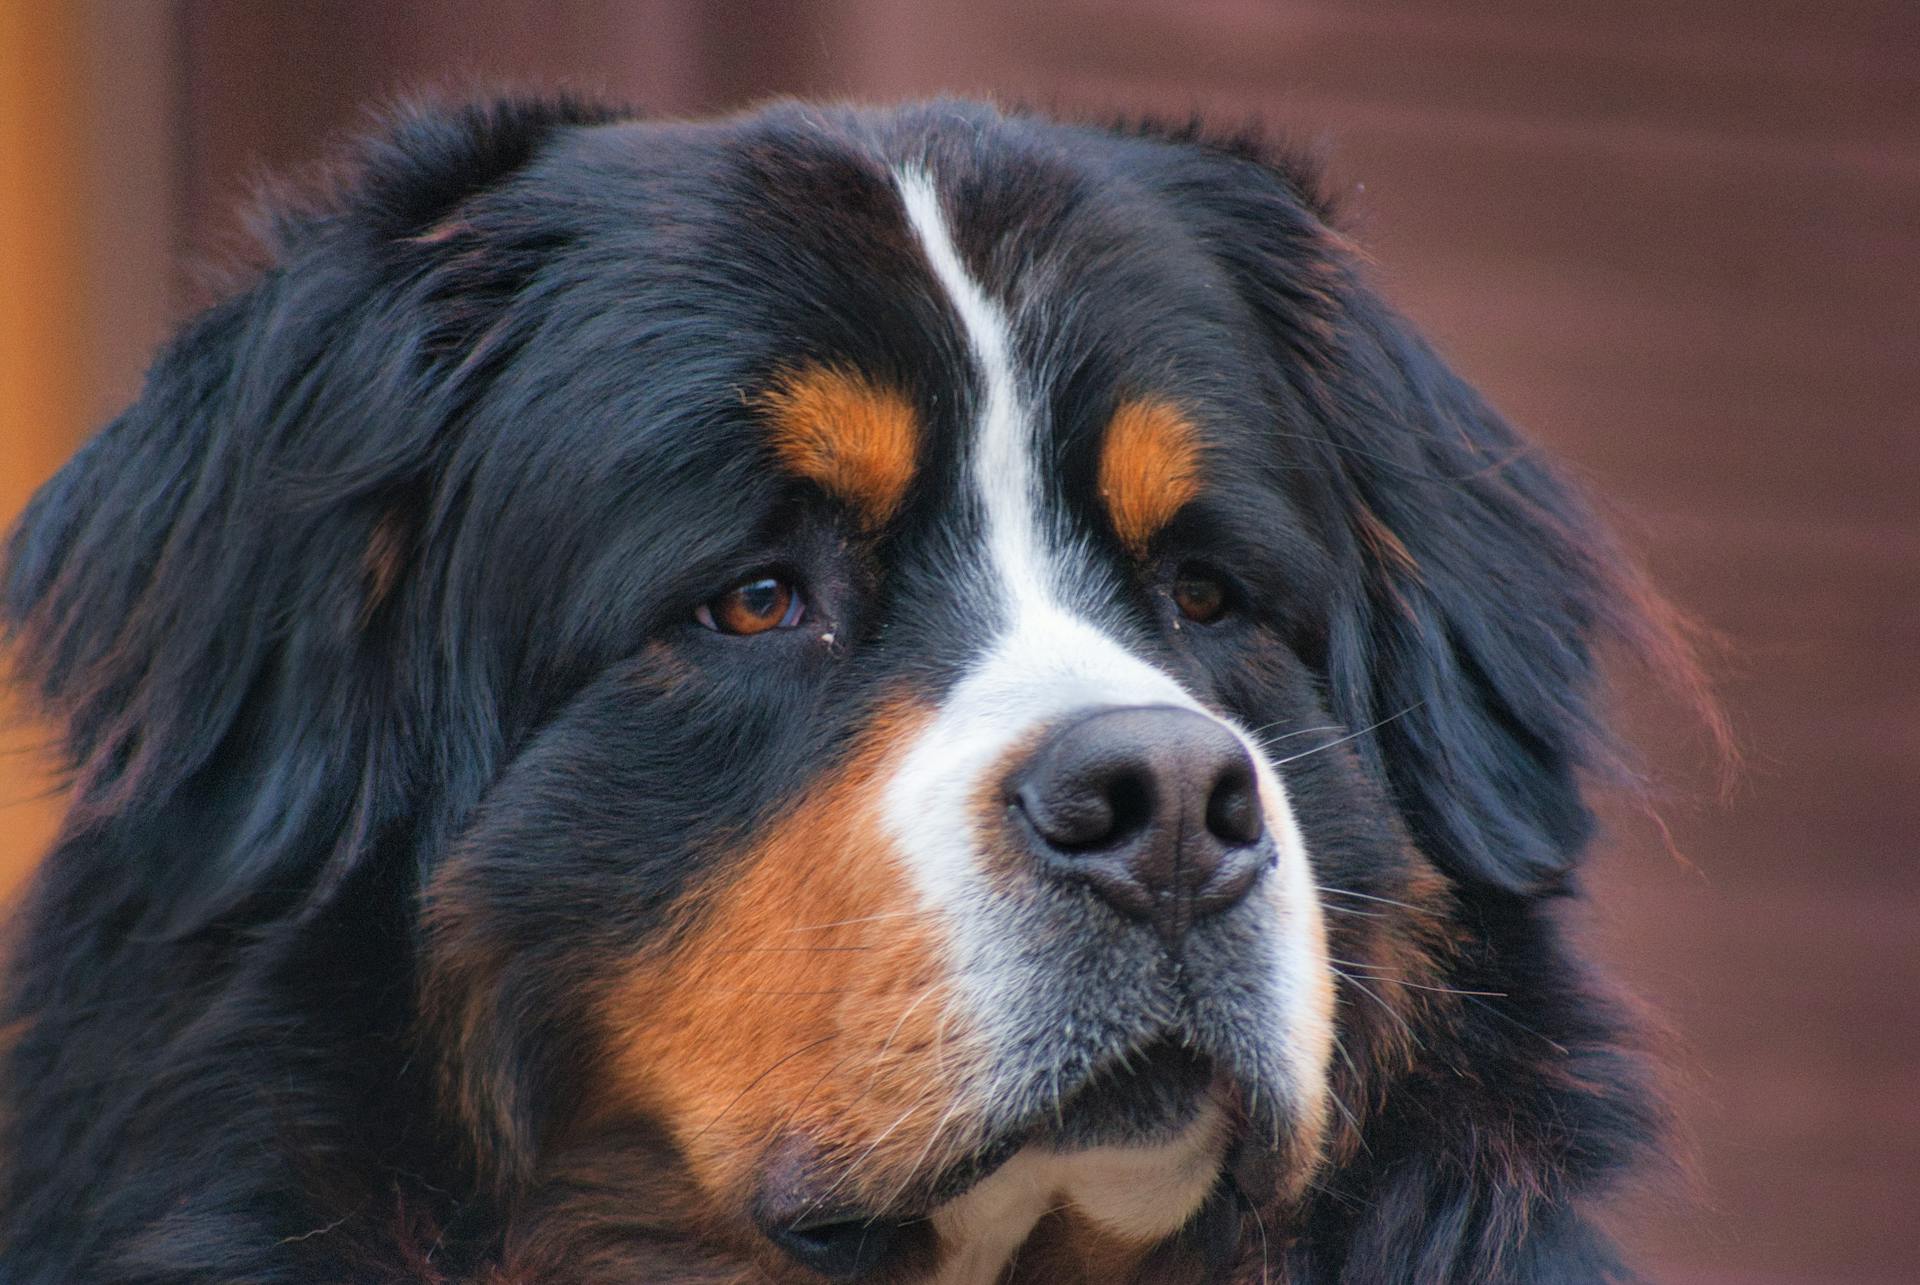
[[894, 169, 1057, 614], [885, 165, 1331, 1121]]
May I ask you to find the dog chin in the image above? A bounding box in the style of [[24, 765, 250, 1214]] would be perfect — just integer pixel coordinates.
[[748, 1031, 1323, 1282], [753, 1049, 1239, 1282]]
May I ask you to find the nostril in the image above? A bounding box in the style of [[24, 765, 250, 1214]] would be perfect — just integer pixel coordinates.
[[1016, 767, 1155, 851], [1102, 769, 1155, 847], [1015, 779, 1113, 850], [1205, 763, 1263, 846]]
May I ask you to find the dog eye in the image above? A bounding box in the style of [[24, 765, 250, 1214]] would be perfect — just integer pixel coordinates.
[[1171, 568, 1231, 624], [696, 576, 806, 635]]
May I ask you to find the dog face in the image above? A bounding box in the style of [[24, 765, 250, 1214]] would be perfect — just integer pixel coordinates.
[[421, 134, 1351, 1274], [2, 99, 1681, 1283]]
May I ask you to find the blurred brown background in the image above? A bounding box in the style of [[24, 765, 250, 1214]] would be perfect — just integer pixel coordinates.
[[3, 2, 1915, 1280]]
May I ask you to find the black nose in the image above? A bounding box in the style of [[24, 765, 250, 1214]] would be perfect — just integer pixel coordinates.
[[1009, 705, 1272, 943]]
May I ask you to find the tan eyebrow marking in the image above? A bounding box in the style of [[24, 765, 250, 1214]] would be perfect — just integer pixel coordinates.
[[1098, 396, 1205, 557], [757, 364, 920, 528]]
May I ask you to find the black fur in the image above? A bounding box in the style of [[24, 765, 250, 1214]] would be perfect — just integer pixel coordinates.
[[2, 97, 1681, 1282]]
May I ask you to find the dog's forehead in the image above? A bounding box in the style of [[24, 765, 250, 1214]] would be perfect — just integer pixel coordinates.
[[614, 113, 1261, 539], [564, 108, 1260, 442]]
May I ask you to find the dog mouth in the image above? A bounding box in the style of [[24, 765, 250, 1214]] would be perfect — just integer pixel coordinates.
[[934, 1035, 1227, 1197], [752, 1037, 1230, 1278], [1032, 1035, 1220, 1147]]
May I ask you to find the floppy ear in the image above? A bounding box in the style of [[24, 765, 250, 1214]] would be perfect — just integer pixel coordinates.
[[1168, 142, 1693, 895], [2, 96, 616, 935], [1319, 304, 1641, 895]]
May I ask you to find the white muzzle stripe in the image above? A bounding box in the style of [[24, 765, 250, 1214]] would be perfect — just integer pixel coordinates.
[[883, 163, 1330, 1135]]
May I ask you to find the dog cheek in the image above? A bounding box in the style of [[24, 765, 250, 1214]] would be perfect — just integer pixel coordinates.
[[593, 702, 986, 1212]]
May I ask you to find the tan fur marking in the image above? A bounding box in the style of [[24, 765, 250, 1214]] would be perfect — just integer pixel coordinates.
[[1098, 397, 1204, 557], [596, 701, 984, 1216], [759, 365, 920, 527]]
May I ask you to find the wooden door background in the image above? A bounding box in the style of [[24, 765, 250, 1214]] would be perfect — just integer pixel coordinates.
[[4, 3, 1915, 1280]]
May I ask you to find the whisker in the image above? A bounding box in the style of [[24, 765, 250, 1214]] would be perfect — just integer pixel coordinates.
[[1271, 702, 1426, 767], [1245, 1188, 1272, 1284], [885, 1089, 972, 1213], [778, 983, 954, 1219], [860, 981, 943, 1099], [1386, 980, 1507, 998], [1324, 1082, 1367, 1151], [1328, 960, 1507, 999], [1316, 885, 1428, 914], [709, 987, 861, 997], [1331, 1035, 1365, 1089], [706, 944, 876, 955], [607, 985, 868, 1002], [798, 1091, 933, 1222], [1245, 721, 1345, 743], [1463, 994, 1570, 1056], [772, 1048, 862, 1141], [1326, 1035, 1375, 1152], [686, 1031, 840, 1147], [1330, 968, 1422, 1049], [781, 909, 936, 934]]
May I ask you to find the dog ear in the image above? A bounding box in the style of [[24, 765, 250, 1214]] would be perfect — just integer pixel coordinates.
[[3, 96, 617, 934], [1157, 139, 1702, 895]]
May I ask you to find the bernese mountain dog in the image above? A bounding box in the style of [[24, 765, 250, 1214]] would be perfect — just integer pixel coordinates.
[[1, 97, 1692, 1282]]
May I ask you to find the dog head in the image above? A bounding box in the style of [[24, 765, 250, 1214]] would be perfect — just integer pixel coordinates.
[[4, 98, 1685, 1282]]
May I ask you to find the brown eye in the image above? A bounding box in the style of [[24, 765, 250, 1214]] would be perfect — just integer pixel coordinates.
[[1171, 569, 1230, 624], [696, 576, 805, 635]]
